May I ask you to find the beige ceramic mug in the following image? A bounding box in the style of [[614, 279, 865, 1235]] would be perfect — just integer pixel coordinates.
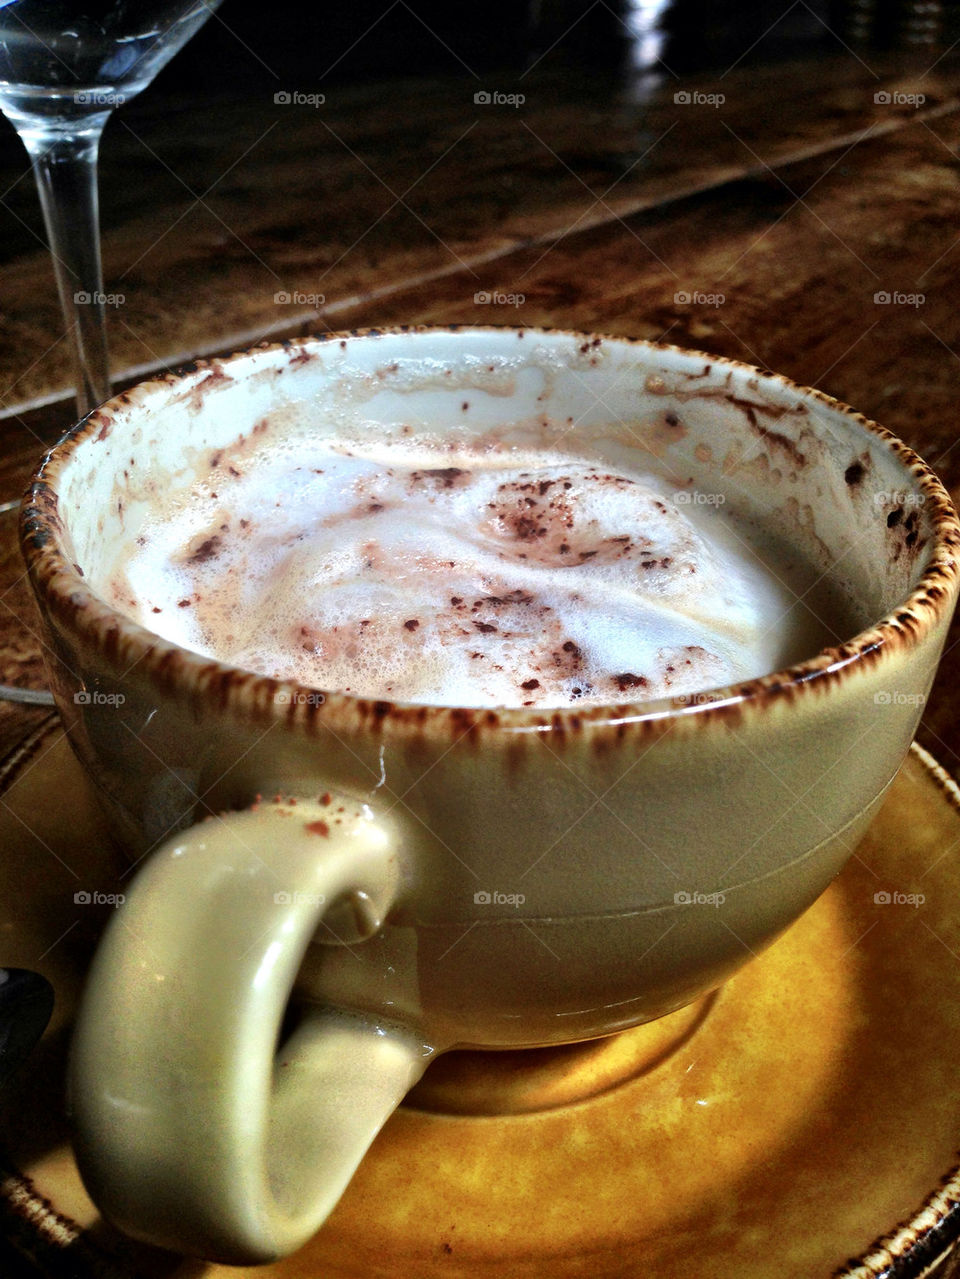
[[20, 327, 960, 1263]]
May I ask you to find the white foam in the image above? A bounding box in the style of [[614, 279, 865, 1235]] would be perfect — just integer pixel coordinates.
[[105, 431, 818, 707]]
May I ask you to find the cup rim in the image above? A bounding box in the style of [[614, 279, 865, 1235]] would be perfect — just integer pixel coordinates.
[[19, 325, 960, 739]]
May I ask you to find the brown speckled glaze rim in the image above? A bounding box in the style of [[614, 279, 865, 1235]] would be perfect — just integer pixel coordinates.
[[18, 326, 960, 740]]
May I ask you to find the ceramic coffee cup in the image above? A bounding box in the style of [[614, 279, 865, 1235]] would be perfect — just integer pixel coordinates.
[[20, 327, 960, 1263]]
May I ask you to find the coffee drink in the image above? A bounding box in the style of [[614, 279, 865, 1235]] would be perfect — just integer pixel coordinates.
[[105, 425, 835, 707]]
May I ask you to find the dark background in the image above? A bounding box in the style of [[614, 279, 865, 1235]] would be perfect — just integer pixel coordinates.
[[149, 1, 894, 96]]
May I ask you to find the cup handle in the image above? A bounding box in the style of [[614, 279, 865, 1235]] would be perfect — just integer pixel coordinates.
[[68, 795, 429, 1263]]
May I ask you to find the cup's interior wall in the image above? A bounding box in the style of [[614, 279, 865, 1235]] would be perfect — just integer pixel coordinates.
[[57, 330, 933, 642]]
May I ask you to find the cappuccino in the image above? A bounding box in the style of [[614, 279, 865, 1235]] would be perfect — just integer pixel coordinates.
[[106, 428, 834, 708]]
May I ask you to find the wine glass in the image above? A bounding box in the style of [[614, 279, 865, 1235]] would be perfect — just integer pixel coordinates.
[[0, 1, 223, 418], [0, 2, 222, 707]]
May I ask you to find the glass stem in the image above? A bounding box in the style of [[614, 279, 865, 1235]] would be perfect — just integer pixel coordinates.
[[17, 112, 112, 418]]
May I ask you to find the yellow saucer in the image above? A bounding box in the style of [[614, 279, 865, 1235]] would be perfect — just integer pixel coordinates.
[[0, 720, 959, 1278]]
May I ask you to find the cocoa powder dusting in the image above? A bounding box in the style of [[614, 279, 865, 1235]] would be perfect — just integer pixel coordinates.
[[613, 673, 648, 692], [187, 536, 222, 564]]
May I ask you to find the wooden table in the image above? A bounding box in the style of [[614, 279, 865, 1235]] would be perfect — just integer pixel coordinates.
[[1, 25, 960, 1274]]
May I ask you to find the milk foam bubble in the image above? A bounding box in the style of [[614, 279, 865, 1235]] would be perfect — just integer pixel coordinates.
[[106, 431, 819, 707]]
